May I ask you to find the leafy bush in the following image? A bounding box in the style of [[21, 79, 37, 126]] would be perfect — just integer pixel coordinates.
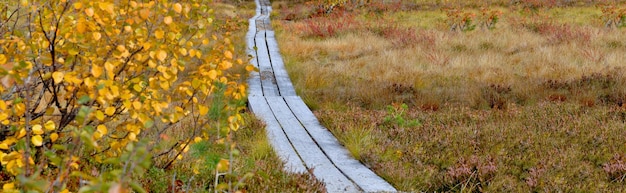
[[0, 0, 251, 191]]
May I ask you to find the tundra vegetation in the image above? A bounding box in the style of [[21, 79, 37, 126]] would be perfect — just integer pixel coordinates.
[[0, 0, 323, 192], [275, 0, 626, 191]]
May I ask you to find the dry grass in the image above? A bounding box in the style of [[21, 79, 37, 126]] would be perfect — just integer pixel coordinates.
[[276, 5, 626, 109], [273, 1, 626, 191]]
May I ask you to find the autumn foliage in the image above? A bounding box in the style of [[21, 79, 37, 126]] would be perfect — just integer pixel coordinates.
[[0, 0, 251, 191]]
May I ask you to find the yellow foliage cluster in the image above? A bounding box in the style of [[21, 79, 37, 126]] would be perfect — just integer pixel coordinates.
[[0, 0, 252, 191]]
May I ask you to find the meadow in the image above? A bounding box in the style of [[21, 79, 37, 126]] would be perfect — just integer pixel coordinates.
[[273, 0, 626, 191]]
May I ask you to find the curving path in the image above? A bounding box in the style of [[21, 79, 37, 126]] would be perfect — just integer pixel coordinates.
[[246, 0, 397, 192]]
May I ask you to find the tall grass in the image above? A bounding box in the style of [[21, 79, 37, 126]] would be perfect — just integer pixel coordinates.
[[276, 5, 626, 109]]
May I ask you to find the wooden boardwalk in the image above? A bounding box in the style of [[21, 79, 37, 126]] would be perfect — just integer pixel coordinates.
[[246, 0, 397, 192]]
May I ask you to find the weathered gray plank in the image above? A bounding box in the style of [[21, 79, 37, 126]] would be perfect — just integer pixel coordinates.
[[284, 96, 398, 192], [266, 38, 280, 53], [266, 30, 276, 38], [266, 96, 360, 193], [255, 32, 279, 96], [248, 96, 307, 173], [271, 62, 296, 96], [247, 72, 262, 97], [265, 39, 296, 96]]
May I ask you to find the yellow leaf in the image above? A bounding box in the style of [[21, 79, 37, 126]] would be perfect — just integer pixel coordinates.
[[3, 182, 15, 190], [99, 2, 114, 15], [50, 133, 58, 142], [0, 54, 7, 64], [44, 120, 55, 131], [143, 42, 152, 50], [92, 32, 102, 41], [139, 8, 150, 20], [245, 65, 256, 72], [208, 70, 217, 80], [217, 159, 229, 172], [32, 124, 44, 135], [173, 3, 183, 13], [156, 50, 167, 62], [84, 77, 96, 87], [132, 101, 142, 109], [70, 162, 79, 169], [194, 137, 203, 143], [17, 128, 26, 138], [73, 2, 82, 9], [224, 51, 233, 59], [159, 80, 169, 90], [198, 105, 208, 116], [0, 152, 6, 165], [148, 60, 157, 68], [52, 72, 64, 84], [202, 38, 209, 45], [124, 25, 132, 33], [76, 21, 87, 33], [179, 48, 187, 56], [97, 125, 107, 135], [105, 62, 115, 75], [155, 30, 164, 39], [133, 84, 142, 92], [31, 135, 43, 147], [128, 132, 136, 141], [14, 103, 26, 117], [105, 106, 116, 116], [0, 143, 8, 150], [193, 168, 200, 175], [164, 16, 173, 25], [91, 65, 103, 78], [85, 7, 94, 17], [116, 45, 126, 52], [219, 61, 232, 70]]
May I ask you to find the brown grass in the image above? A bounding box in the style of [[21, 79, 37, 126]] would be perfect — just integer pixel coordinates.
[[274, 1, 626, 191], [276, 5, 626, 109]]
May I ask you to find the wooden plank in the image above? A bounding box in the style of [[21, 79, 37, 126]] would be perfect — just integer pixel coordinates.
[[247, 72, 262, 97], [265, 30, 275, 37], [266, 37, 280, 52], [264, 36, 296, 96], [270, 57, 297, 96], [263, 29, 297, 96], [248, 96, 307, 173], [246, 15, 260, 95], [284, 96, 398, 192], [255, 32, 279, 96], [246, 39, 258, 68], [266, 97, 359, 193]]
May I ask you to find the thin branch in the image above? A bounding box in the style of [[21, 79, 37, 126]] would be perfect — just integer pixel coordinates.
[[115, 46, 144, 78]]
